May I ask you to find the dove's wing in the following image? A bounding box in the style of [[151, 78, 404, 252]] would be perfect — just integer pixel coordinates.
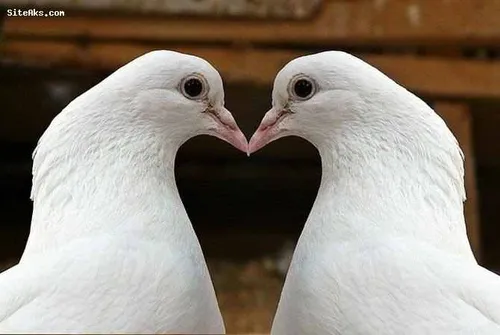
[[0, 263, 40, 326], [0, 236, 224, 334], [273, 237, 500, 335], [455, 263, 500, 319]]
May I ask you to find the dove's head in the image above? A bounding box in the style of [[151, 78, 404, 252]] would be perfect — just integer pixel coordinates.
[[27, 51, 249, 257], [249, 51, 403, 153], [247, 51, 470, 257], [248, 50, 465, 199], [247, 49, 465, 196], [100, 50, 247, 152], [29, 51, 248, 252], [31, 50, 249, 209]]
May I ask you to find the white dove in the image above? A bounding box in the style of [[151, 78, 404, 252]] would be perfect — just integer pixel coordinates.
[[248, 51, 500, 335], [0, 50, 248, 334]]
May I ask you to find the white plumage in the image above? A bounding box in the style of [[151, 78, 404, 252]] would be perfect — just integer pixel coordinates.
[[0, 50, 248, 333], [249, 51, 500, 335]]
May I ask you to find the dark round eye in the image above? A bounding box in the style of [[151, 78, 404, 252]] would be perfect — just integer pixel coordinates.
[[293, 79, 314, 99], [181, 76, 205, 99]]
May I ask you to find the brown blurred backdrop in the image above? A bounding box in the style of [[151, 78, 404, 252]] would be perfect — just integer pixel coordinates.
[[1, 0, 500, 333]]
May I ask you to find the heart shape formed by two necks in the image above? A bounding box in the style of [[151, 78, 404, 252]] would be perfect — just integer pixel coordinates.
[[6, 48, 489, 335]]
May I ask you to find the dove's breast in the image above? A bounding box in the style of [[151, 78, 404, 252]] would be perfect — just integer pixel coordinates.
[[0, 234, 224, 333], [273, 236, 499, 335]]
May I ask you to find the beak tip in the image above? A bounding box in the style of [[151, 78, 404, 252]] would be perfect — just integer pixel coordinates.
[[247, 130, 266, 156], [236, 130, 250, 154]]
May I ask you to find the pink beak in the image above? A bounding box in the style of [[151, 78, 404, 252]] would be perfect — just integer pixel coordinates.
[[248, 108, 288, 155], [209, 107, 248, 153]]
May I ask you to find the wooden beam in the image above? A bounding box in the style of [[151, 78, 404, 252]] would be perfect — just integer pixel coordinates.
[[435, 102, 481, 259], [3, 0, 500, 47], [3, 40, 500, 99]]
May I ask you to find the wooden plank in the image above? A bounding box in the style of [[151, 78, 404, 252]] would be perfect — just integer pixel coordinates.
[[3, 0, 500, 47], [363, 55, 500, 100], [435, 102, 481, 259], [3, 0, 322, 19], [3, 40, 500, 99]]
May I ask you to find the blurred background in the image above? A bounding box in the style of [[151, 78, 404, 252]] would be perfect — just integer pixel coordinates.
[[0, 0, 499, 333]]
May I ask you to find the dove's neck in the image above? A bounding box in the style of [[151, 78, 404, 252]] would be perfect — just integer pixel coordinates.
[[302, 125, 475, 261], [23, 126, 198, 260]]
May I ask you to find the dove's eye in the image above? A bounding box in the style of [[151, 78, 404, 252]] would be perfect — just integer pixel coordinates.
[[289, 75, 316, 100], [181, 74, 208, 100]]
